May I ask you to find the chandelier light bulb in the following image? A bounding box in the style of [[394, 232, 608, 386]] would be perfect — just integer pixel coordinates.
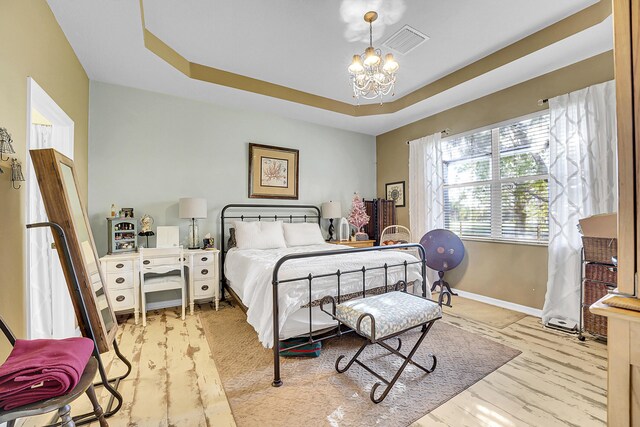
[[348, 55, 364, 74], [383, 54, 399, 73], [363, 47, 380, 66]]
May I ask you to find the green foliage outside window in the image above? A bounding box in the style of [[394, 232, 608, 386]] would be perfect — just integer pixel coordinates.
[[443, 114, 550, 242]]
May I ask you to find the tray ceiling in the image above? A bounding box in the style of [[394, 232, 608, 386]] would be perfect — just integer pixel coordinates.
[[47, 0, 610, 135]]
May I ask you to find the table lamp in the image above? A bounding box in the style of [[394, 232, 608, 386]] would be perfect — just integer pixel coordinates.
[[321, 201, 342, 241], [179, 197, 207, 249]]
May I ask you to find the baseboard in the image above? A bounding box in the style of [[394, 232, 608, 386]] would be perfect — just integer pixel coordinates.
[[453, 289, 543, 318]]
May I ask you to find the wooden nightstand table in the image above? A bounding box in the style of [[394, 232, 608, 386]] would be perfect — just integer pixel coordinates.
[[328, 240, 376, 248]]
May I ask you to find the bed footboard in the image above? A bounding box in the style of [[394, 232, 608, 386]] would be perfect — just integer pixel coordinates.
[[271, 243, 446, 387]]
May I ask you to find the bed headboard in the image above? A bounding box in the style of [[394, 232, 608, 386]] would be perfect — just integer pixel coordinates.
[[220, 203, 321, 286]]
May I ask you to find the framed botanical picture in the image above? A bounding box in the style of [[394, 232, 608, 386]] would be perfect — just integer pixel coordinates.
[[385, 181, 405, 207], [249, 143, 299, 199]]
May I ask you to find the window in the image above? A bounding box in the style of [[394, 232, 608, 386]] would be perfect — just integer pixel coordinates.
[[442, 113, 550, 243]]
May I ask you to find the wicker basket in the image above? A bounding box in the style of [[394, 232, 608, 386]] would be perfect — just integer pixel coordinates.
[[582, 236, 617, 264], [583, 279, 610, 337], [584, 263, 617, 285]]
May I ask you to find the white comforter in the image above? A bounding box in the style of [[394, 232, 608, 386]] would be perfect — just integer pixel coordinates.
[[224, 243, 424, 347]]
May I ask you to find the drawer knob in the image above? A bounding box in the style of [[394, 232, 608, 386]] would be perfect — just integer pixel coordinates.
[[201, 269, 209, 275], [143, 260, 151, 265], [116, 263, 124, 269], [115, 277, 125, 284], [116, 295, 125, 302], [201, 257, 208, 262], [201, 285, 209, 291]]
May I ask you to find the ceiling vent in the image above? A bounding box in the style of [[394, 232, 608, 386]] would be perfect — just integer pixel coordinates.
[[382, 25, 429, 55]]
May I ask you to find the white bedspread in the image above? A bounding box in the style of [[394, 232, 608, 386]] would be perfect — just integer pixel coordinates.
[[224, 243, 424, 347]]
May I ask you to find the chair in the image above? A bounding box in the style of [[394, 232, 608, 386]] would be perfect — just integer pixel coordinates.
[[380, 225, 412, 245], [0, 316, 108, 427], [139, 247, 186, 326], [380, 225, 420, 260]]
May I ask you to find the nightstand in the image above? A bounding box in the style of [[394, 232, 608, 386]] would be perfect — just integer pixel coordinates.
[[328, 240, 376, 248]]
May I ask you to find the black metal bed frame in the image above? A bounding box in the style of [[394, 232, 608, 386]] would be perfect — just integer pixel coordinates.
[[220, 204, 443, 388], [220, 203, 321, 299]]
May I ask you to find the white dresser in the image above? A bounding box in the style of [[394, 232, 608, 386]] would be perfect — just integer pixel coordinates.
[[100, 249, 220, 324]]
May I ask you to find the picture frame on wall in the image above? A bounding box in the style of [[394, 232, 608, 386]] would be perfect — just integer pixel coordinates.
[[385, 181, 406, 207], [248, 143, 299, 199]]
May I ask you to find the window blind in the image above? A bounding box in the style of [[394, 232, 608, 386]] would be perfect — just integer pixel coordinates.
[[442, 113, 550, 242]]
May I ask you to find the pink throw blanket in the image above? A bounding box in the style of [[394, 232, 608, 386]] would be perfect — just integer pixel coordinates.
[[0, 337, 94, 410]]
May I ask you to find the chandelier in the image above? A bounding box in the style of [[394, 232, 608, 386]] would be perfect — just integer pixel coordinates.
[[348, 11, 399, 103]]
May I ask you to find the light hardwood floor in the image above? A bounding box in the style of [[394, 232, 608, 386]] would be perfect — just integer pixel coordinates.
[[20, 299, 607, 426], [420, 306, 607, 426]]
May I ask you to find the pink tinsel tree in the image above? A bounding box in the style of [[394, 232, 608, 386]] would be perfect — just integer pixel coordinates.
[[348, 193, 370, 232]]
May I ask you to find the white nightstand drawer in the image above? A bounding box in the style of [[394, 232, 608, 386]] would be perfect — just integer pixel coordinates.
[[110, 288, 135, 312], [195, 253, 215, 266], [107, 260, 133, 272], [193, 266, 213, 280], [107, 271, 135, 289], [194, 279, 215, 299]]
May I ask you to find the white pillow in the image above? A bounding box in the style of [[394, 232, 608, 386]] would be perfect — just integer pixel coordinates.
[[283, 222, 326, 247], [233, 221, 287, 250]]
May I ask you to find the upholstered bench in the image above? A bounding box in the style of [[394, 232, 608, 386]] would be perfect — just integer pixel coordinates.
[[333, 291, 442, 403]]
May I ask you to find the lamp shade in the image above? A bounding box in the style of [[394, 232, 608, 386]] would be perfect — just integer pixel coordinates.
[[179, 197, 207, 219], [321, 201, 342, 219]]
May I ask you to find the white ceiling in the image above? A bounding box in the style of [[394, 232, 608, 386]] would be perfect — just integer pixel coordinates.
[[47, 0, 610, 136]]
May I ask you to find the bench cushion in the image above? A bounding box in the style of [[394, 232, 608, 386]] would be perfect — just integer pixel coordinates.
[[335, 291, 441, 340]]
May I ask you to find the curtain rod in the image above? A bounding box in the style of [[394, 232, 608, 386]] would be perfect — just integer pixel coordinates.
[[405, 98, 549, 146], [406, 128, 451, 145]]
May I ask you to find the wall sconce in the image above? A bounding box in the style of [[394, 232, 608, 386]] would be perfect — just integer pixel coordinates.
[[0, 127, 15, 162], [11, 158, 25, 189]]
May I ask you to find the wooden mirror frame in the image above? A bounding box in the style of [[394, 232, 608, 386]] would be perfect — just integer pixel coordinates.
[[30, 148, 117, 353]]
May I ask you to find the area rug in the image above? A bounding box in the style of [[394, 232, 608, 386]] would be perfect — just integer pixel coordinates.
[[200, 304, 521, 427], [441, 294, 528, 329]]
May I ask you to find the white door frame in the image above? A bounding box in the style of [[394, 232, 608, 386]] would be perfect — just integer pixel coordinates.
[[25, 77, 75, 338]]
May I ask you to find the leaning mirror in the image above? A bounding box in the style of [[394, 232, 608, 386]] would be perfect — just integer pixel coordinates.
[[30, 148, 117, 353]]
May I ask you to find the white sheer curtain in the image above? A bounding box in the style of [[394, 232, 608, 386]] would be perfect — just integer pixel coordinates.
[[409, 132, 444, 286], [28, 123, 76, 339], [542, 80, 617, 325]]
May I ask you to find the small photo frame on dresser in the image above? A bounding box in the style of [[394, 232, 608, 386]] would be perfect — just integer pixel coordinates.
[[121, 208, 134, 218], [203, 238, 215, 249]]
